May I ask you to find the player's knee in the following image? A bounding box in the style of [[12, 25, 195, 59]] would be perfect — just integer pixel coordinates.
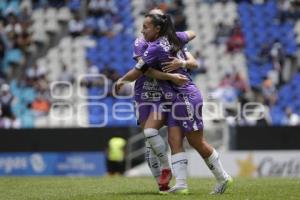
[[168, 136, 183, 152], [143, 128, 159, 138]]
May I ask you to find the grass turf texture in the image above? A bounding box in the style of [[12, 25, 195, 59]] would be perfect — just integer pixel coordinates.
[[0, 177, 300, 200]]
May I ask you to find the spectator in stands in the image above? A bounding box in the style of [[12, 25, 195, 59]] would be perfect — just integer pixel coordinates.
[[0, 83, 21, 129], [232, 72, 249, 102], [193, 51, 207, 75], [226, 25, 245, 53], [166, 0, 187, 31], [18, 7, 32, 30], [270, 40, 285, 85], [261, 76, 277, 106], [278, 0, 300, 23], [0, 84, 14, 119], [86, 0, 122, 37], [214, 22, 232, 45], [31, 94, 50, 117], [253, 41, 272, 64], [16, 31, 32, 55], [282, 106, 300, 126], [88, 0, 118, 17], [220, 72, 233, 87], [245, 94, 272, 126], [211, 73, 239, 107], [4, 13, 22, 35], [69, 14, 84, 37]]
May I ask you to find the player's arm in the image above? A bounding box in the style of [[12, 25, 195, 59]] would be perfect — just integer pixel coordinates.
[[145, 68, 188, 86], [116, 56, 172, 85], [161, 51, 198, 73], [118, 68, 142, 83], [134, 57, 188, 85], [115, 58, 188, 92]]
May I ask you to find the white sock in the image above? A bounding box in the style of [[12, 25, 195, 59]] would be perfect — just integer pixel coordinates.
[[145, 140, 160, 183], [144, 128, 170, 169], [171, 152, 188, 188], [205, 149, 230, 182]]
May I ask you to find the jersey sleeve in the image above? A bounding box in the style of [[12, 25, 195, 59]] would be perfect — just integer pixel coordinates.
[[134, 44, 164, 73], [176, 32, 189, 44], [141, 44, 160, 67], [133, 37, 148, 60]]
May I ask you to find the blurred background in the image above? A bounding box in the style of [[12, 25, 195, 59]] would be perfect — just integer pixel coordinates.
[[0, 0, 299, 177]]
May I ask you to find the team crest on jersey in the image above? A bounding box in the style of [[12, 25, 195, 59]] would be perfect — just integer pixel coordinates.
[[164, 92, 173, 100], [144, 51, 148, 56]]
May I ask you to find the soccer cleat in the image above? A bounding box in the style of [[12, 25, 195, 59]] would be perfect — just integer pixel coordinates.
[[158, 168, 172, 188], [159, 185, 170, 191], [158, 185, 170, 195], [210, 176, 233, 195], [168, 185, 190, 195]]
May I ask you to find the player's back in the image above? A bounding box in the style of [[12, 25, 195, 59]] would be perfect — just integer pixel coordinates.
[[143, 37, 200, 98]]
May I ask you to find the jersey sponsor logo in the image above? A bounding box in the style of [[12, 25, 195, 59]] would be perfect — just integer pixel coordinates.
[[142, 80, 160, 91], [141, 91, 162, 101]]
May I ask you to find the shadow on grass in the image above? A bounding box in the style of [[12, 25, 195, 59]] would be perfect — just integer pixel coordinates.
[[105, 191, 160, 195]]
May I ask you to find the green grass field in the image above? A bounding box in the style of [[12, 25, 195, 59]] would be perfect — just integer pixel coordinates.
[[0, 176, 300, 200]]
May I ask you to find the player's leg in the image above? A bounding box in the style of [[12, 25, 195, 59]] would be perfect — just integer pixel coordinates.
[[185, 130, 232, 194], [137, 104, 161, 186], [144, 111, 171, 188], [167, 126, 189, 195], [175, 92, 232, 194]]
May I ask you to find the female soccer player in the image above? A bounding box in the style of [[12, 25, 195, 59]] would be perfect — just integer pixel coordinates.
[[116, 8, 199, 193], [117, 13, 233, 194], [131, 32, 197, 193]]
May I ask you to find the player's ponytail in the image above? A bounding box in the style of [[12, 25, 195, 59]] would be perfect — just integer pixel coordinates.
[[161, 14, 181, 55]]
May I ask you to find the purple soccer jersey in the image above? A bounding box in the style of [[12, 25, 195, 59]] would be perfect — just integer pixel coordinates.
[[141, 35, 204, 133], [133, 36, 164, 124], [142, 36, 200, 100], [133, 32, 190, 124], [133, 32, 190, 102], [133, 37, 162, 103]]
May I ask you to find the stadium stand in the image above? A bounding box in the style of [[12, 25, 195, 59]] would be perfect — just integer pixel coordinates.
[[0, 0, 300, 129]]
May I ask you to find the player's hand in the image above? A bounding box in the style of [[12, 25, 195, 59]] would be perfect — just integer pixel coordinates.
[[169, 73, 188, 86], [115, 79, 125, 94], [162, 57, 184, 73]]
